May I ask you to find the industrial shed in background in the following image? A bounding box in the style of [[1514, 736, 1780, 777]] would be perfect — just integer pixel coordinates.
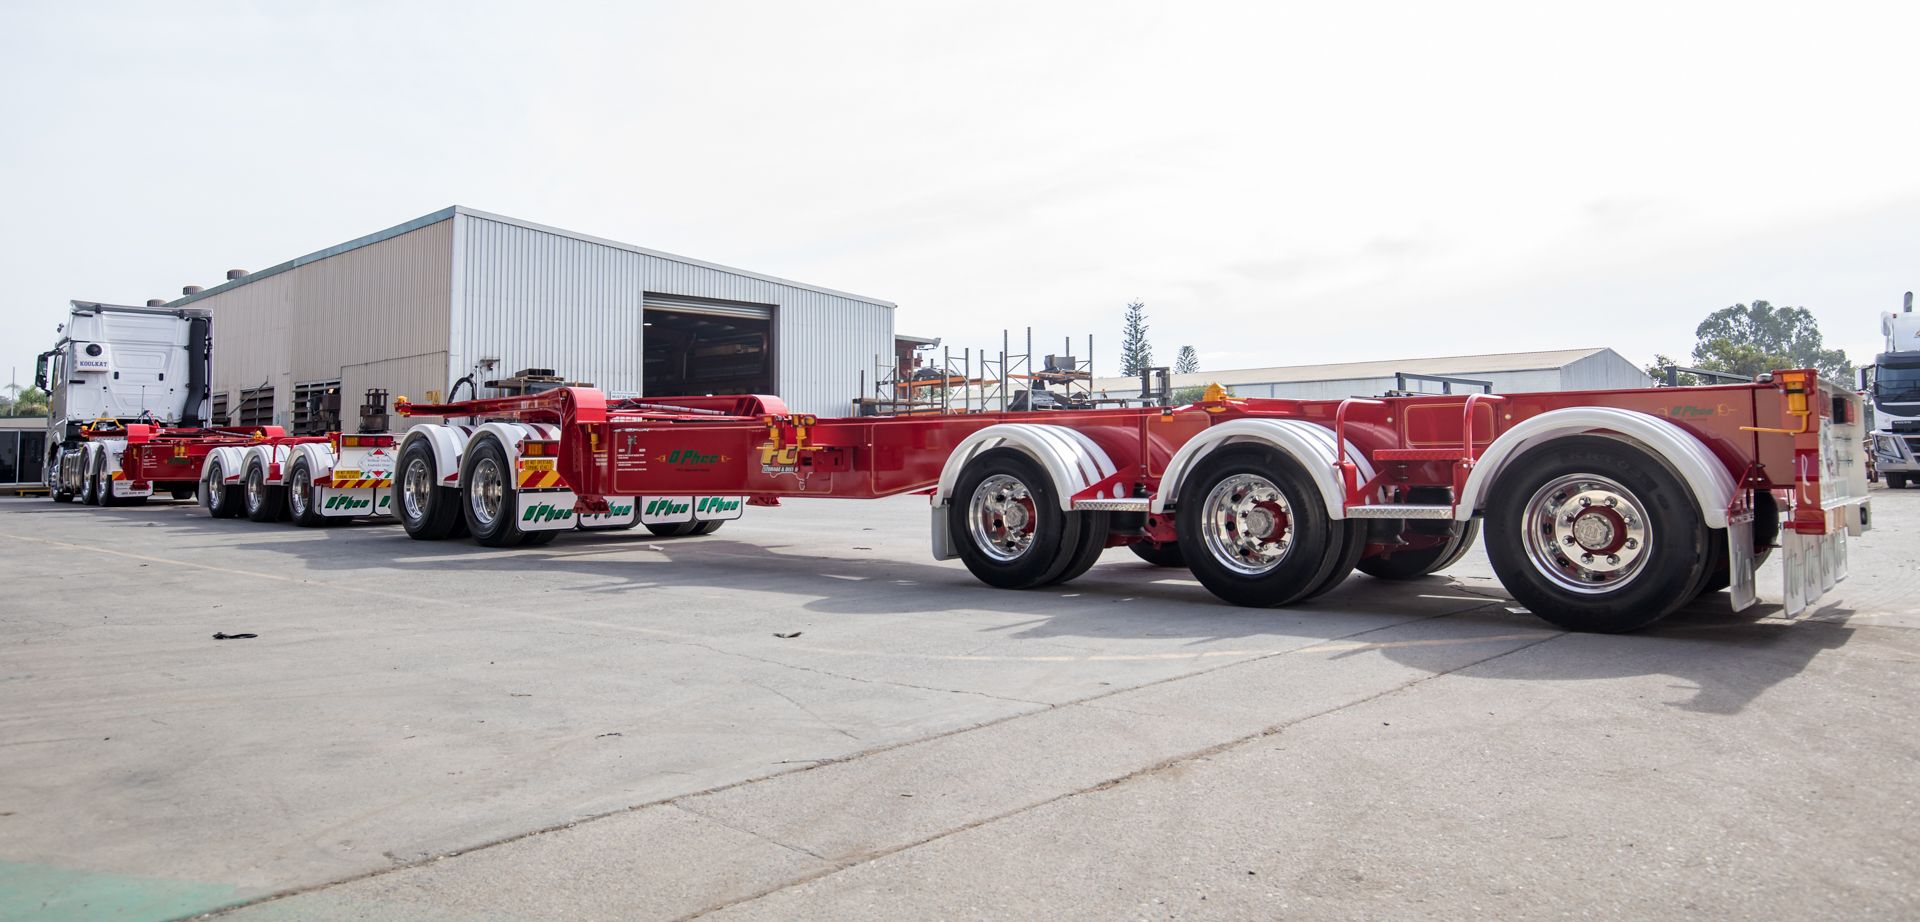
[[168, 207, 894, 429], [1090, 348, 1652, 400]]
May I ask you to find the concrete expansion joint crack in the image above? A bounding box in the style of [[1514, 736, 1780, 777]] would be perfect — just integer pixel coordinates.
[[669, 802, 828, 862], [195, 610, 1538, 922], [675, 629, 1569, 921]]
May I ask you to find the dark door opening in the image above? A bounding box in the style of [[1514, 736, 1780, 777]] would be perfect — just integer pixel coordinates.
[[644, 307, 772, 397]]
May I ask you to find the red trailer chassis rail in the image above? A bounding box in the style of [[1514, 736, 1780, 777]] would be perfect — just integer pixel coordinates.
[[59, 420, 286, 505], [396, 369, 1869, 633]]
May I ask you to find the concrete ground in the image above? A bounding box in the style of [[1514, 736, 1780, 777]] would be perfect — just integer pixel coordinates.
[[1, 485, 1915, 921]]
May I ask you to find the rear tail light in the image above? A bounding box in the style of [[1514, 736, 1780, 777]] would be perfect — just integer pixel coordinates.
[[520, 440, 557, 457], [341, 435, 395, 448]]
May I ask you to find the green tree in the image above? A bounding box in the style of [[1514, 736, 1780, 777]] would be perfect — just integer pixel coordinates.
[[1120, 299, 1153, 376], [1174, 345, 1199, 375], [2, 384, 48, 417], [1643, 353, 1699, 387], [1687, 300, 1851, 381]]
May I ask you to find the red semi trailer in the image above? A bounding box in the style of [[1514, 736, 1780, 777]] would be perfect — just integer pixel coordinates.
[[388, 368, 1869, 633], [67, 419, 284, 506]]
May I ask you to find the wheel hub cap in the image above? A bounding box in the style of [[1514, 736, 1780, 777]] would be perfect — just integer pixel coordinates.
[[1524, 475, 1650, 593], [469, 458, 503, 527], [1202, 473, 1293, 575], [403, 458, 432, 520], [969, 474, 1037, 561]]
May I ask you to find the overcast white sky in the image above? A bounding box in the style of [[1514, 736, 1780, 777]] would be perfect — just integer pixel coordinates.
[[3, 0, 1915, 394]]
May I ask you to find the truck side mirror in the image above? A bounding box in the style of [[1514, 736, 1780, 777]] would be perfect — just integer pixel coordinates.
[[34, 352, 50, 391]]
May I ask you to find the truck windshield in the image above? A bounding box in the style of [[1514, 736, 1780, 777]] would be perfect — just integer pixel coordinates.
[[1876, 362, 1920, 402]]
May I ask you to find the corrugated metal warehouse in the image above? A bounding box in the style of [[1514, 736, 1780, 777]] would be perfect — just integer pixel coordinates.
[[1090, 348, 1652, 400], [169, 207, 894, 429]]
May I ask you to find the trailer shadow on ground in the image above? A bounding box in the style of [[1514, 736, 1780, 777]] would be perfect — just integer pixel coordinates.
[[15, 498, 1863, 718]]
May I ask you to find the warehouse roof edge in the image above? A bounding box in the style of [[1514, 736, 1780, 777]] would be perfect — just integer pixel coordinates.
[[166, 205, 897, 311]]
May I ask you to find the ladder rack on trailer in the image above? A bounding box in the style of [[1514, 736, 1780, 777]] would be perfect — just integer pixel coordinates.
[[386, 367, 1870, 633]]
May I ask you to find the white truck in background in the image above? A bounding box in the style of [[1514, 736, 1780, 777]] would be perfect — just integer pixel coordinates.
[[1869, 292, 1920, 488], [34, 301, 213, 504]]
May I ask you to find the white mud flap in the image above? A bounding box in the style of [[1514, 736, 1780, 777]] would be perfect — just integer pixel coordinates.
[[1781, 529, 1848, 617], [693, 496, 744, 521], [110, 477, 154, 498], [930, 504, 956, 560], [517, 491, 579, 532], [317, 489, 382, 517], [1728, 511, 1757, 612], [640, 496, 694, 525], [578, 496, 639, 530]]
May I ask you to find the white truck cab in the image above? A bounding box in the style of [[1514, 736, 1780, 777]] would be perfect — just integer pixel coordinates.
[[1870, 293, 1920, 488], [36, 301, 211, 502]]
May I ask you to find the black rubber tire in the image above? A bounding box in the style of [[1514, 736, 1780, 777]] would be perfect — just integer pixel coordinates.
[[203, 458, 243, 519], [96, 453, 127, 507], [243, 459, 284, 523], [169, 486, 198, 501], [461, 437, 527, 548], [645, 521, 701, 538], [1484, 436, 1710, 633], [1128, 541, 1186, 567], [287, 457, 328, 527], [948, 448, 1083, 590], [1433, 520, 1482, 572], [82, 461, 100, 506], [1695, 492, 1779, 596], [1297, 519, 1366, 602], [522, 530, 560, 546], [691, 519, 725, 535], [1889, 474, 1909, 489], [1048, 511, 1113, 586], [1175, 445, 1339, 608], [52, 489, 75, 503], [1357, 521, 1480, 580], [396, 439, 464, 540]]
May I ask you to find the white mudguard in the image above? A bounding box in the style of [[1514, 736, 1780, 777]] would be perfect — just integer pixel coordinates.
[[516, 490, 581, 532], [577, 497, 640, 529], [317, 439, 396, 518], [640, 496, 695, 525], [637, 495, 744, 526], [692, 496, 744, 521], [1781, 529, 1848, 617]]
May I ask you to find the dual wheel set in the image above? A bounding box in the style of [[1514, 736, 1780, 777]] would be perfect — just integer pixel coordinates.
[[388, 437, 722, 548], [201, 453, 347, 527], [948, 436, 1776, 633], [53, 454, 195, 507]]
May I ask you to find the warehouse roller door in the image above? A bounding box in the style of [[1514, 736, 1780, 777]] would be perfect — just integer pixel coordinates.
[[643, 296, 773, 397]]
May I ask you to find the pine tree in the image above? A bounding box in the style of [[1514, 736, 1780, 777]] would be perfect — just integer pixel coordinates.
[[1175, 345, 1199, 375], [1120, 300, 1152, 376]]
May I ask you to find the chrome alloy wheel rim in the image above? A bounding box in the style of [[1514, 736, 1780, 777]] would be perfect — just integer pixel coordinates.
[[245, 466, 264, 510], [468, 456, 504, 528], [290, 468, 310, 518], [969, 473, 1038, 561], [402, 457, 433, 521], [1522, 473, 1651, 594], [1202, 473, 1293, 575]]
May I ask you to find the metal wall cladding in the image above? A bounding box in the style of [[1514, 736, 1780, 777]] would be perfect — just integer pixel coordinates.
[[1561, 351, 1655, 391], [454, 213, 893, 415], [199, 219, 453, 427]]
